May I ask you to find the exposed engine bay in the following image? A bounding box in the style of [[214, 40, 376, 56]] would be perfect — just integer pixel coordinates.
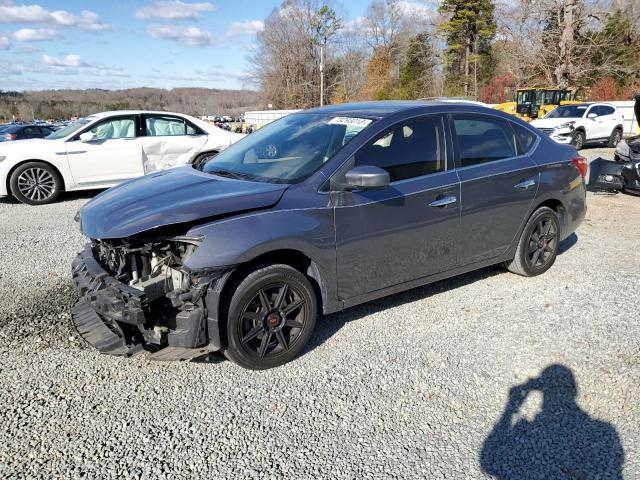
[[71, 237, 226, 360]]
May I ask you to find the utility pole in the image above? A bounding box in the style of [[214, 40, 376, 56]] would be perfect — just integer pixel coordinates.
[[312, 6, 340, 108], [320, 44, 324, 107]]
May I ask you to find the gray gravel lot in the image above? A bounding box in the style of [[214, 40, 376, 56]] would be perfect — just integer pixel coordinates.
[[1, 146, 639, 479]]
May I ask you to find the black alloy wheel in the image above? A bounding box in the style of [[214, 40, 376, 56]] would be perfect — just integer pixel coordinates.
[[507, 206, 560, 277], [223, 264, 317, 369], [525, 217, 558, 270]]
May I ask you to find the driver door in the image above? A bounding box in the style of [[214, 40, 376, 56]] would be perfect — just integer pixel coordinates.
[[584, 105, 607, 139], [67, 115, 144, 186], [334, 115, 460, 301]]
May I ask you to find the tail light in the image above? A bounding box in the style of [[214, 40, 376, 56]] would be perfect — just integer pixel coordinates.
[[2, 133, 17, 141], [571, 156, 588, 179]]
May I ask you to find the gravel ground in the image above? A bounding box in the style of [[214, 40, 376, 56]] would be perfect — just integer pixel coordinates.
[[1, 146, 639, 479]]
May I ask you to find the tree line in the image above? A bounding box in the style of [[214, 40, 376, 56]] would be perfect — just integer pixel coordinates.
[[0, 88, 262, 122], [253, 0, 640, 108]]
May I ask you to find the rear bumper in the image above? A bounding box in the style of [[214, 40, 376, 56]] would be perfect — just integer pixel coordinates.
[[71, 245, 222, 359]]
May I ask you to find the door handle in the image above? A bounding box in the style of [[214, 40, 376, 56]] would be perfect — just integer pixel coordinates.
[[429, 195, 457, 208], [514, 179, 536, 190]]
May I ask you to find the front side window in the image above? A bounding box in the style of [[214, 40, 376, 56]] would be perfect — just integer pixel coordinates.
[[145, 115, 195, 136], [355, 115, 445, 182], [202, 113, 373, 184], [88, 117, 135, 140], [452, 115, 517, 167]]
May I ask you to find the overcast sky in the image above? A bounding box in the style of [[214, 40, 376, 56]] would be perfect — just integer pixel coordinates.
[[0, 0, 400, 91]]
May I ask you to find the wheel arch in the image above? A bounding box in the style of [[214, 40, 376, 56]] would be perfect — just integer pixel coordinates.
[[533, 198, 566, 235], [6, 159, 66, 196], [223, 249, 325, 313], [208, 248, 327, 350]]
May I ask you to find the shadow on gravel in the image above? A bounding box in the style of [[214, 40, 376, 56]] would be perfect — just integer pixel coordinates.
[[558, 232, 578, 255], [480, 364, 624, 480]]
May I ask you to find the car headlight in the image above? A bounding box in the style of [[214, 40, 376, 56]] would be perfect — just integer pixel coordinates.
[[557, 122, 575, 130], [0, 156, 6, 163]]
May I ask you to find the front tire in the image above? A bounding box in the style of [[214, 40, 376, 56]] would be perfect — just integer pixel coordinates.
[[507, 207, 560, 277], [223, 264, 318, 370], [9, 162, 62, 205], [571, 130, 585, 150]]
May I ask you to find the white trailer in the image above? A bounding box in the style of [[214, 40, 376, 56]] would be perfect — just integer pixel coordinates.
[[610, 101, 639, 137], [243, 110, 300, 128]]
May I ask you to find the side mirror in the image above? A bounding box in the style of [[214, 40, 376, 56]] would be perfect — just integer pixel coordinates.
[[587, 113, 597, 120], [79, 132, 96, 142], [345, 166, 390, 190]]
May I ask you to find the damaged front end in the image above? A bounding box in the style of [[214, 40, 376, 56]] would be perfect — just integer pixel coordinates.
[[71, 237, 227, 360], [588, 152, 640, 195]]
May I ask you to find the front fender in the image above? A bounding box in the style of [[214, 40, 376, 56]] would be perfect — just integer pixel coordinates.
[[184, 207, 339, 312]]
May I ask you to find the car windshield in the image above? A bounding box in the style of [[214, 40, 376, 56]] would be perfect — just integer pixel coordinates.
[[545, 105, 588, 119], [46, 117, 93, 139], [202, 113, 374, 183]]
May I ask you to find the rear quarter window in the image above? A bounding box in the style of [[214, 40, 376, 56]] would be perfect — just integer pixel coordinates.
[[511, 123, 538, 155]]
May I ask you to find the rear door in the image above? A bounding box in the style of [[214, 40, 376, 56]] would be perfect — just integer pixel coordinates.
[[451, 114, 539, 265], [139, 114, 208, 172], [334, 114, 460, 300], [66, 115, 144, 186]]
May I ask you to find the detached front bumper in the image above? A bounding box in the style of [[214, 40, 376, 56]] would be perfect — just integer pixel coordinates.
[[71, 245, 225, 360], [588, 157, 640, 194]]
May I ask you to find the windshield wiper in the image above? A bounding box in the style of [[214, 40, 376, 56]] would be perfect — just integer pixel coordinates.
[[208, 169, 255, 181]]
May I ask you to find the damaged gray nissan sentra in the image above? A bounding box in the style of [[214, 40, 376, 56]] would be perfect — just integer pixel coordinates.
[[72, 101, 587, 369]]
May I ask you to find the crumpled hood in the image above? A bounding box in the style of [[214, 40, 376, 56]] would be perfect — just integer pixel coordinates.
[[80, 166, 288, 239]]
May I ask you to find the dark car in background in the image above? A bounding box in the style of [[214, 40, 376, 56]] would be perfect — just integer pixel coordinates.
[[72, 101, 587, 369], [0, 124, 56, 142]]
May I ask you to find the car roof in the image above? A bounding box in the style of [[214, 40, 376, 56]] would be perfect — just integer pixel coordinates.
[[302, 100, 497, 119], [91, 110, 194, 119]]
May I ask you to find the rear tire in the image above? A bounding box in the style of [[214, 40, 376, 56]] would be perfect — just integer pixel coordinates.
[[9, 162, 62, 205], [222, 264, 318, 370], [607, 128, 622, 148], [571, 130, 585, 150], [507, 207, 560, 277]]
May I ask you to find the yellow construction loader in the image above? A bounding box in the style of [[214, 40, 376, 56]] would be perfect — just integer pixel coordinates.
[[494, 88, 579, 122]]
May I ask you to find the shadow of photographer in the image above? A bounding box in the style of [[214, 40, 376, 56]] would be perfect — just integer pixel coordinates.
[[480, 364, 624, 479]]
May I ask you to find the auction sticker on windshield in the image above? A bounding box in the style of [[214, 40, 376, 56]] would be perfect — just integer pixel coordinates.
[[328, 117, 373, 127]]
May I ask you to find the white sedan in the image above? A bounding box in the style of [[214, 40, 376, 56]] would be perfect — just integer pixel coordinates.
[[0, 110, 244, 205]]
